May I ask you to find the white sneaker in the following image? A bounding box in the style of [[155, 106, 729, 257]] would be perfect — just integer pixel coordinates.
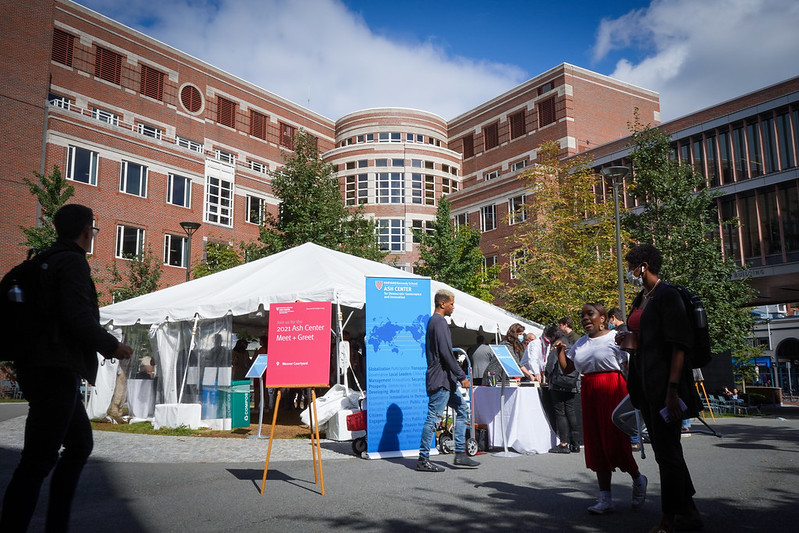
[[632, 474, 648, 508], [587, 498, 615, 515]]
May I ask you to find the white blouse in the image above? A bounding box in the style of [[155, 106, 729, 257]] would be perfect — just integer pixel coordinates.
[[566, 331, 627, 374]]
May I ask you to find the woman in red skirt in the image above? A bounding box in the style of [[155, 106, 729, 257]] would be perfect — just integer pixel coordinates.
[[555, 302, 647, 515]]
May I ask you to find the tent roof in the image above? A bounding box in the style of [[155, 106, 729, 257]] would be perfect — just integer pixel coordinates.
[[100, 242, 541, 335]]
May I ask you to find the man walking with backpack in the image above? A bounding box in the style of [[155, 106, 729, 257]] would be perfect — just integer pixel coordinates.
[[1, 204, 132, 532]]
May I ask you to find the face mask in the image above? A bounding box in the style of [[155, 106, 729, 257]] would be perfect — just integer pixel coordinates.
[[608, 323, 615, 330], [517, 334, 525, 343], [626, 266, 644, 287]]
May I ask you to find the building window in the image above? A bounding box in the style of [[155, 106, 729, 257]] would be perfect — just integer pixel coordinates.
[[167, 173, 191, 208], [510, 250, 526, 279], [279, 122, 296, 149], [246, 195, 265, 224], [509, 195, 526, 224], [377, 172, 405, 204], [484, 170, 499, 181], [511, 160, 527, 172], [52, 29, 74, 66], [215, 149, 236, 165], [776, 111, 796, 170], [484, 123, 499, 150], [250, 110, 267, 140], [483, 255, 498, 274], [345, 174, 368, 206], [454, 213, 469, 229], [95, 46, 122, 85], [137, 122, 163, 140], [538, 82, 554, 95], [411, 219, 434, 243], [120, 161, 147, 197], [176, 136, 203, 153], [442, 177, 457, 195], [217, 97, 236, 128], [462, 134, 475, 158], [164, 234, 187, 267], [248, 160, 267, 173], [180, 85, 203, 113], [66, 146, 98, 185], [377, 219, 405, 252], [204, 175, 233, 226], [510, 110, 526, 139], [115, 225, 145, 258], [480, 205, 497, 232], [538, 97, 556, 127], [92, 107, 118, 126], [140, 64, 164, 101], [375, 159, 388, 167]]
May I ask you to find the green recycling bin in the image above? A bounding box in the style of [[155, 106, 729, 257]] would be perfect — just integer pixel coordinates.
[[230, 380, 251, 429]]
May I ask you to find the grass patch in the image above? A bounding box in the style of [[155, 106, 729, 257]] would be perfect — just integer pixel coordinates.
[[0, 399, 26, 403], [90, 421, 200, 437]]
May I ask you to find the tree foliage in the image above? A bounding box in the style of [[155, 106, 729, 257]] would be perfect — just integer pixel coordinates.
[[20, 165, 74, 252], [504, 141, 623, 324], [412, 197, 500, 302], [105, 246, 162, 303], [626, 112, 754, 354], [194, 242, 242, 278], [243, 131, 385, 262]]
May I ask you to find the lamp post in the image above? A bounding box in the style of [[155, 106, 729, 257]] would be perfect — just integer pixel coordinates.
[[600, 166, 630, 320], [179, 221, 201, 282]]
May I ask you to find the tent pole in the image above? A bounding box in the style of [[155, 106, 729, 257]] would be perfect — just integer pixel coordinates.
[[178, 314, 200, 404], [335, 296, 347, 389]]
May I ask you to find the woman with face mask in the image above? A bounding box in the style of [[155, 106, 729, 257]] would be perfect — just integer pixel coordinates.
[[619, 244, 702, 533], [502, 323, 526, 363]]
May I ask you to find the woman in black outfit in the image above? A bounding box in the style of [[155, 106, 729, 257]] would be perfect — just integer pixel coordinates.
[[618, 244, 703, 533]]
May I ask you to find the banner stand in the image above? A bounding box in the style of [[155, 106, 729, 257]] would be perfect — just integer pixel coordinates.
[[487, 344, 524, 458], [260, 386, 325, 496]]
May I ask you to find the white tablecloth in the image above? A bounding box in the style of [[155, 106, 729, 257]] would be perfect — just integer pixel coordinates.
[[127, 379, 155, 418], [153, 403, 202, 430], [473, 386, 557, 454]]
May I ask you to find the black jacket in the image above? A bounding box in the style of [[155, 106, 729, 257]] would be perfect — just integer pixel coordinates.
[[20, 239, 119, 383], [627, 282, 701, 417], [425, 313, 465, 396]]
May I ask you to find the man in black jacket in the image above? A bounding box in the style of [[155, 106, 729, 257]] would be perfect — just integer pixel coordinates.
[[1, 204, 132, 532], [416, 289, 479, 472]]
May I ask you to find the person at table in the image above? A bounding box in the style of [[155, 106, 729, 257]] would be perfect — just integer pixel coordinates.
[[619, 243, 702, 533], [417, 289, 479, 471], [467, 335, 493, 386], [231, 339, 251, 381], [545, 326, 581, 453], [555, 302, 647, 515], [521, 330, 549, 383], [503, 323, 526, 363]]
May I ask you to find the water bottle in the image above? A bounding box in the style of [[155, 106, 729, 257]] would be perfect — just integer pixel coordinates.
[[693, 302, 707, 329], [7, 281, 24, 303]]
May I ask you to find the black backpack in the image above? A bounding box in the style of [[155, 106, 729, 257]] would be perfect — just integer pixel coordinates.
[[673, 285, 712, 368], [0, 249, 62, 362]]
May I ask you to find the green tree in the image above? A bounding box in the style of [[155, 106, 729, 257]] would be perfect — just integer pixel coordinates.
[[731, 343, 763, 389], [243, 130, 385, 262], [504, 141, 622, 324], [20, 165, 74, 251], [106, 246, 162, 303], [194, 242, 242, 278], [626, 113, 754, 354], [412, 197, 500, 302]]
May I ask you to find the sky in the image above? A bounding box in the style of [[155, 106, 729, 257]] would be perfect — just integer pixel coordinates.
[[76, 0, 799, 123]]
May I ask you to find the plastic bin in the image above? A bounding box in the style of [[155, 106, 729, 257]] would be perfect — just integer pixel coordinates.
[[230, 380, 251, 428]]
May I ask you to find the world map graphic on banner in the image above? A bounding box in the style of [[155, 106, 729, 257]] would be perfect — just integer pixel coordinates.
[[367, 316, 426, 354]]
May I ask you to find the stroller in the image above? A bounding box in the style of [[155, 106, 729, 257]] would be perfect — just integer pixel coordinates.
[[436, 348, 479, 456]]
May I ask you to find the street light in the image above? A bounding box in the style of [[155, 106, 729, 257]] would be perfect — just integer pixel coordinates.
[[179, 221, 201, 282], [600, 166, 630, 320]]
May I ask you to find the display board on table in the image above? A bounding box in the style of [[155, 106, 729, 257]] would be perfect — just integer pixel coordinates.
[[365, 277, 430, 458]]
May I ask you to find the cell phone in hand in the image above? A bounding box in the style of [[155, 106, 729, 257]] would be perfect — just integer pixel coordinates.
[[659, 398, 688, 423]]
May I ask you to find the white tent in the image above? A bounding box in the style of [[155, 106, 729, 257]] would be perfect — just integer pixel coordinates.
[[100, 242, 542, 340]]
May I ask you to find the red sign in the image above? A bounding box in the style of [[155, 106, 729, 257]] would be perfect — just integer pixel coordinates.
[[265, 301, 332, 387]]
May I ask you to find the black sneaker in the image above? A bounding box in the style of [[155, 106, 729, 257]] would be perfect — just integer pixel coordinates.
[[569, 444, 581, 453], [549, 445, 570, 454], [454, 452, 480, 467], [416, 459, 444, 472]]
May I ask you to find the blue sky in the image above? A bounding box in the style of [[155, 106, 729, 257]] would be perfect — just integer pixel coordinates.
[[77, 0, 799, 122]]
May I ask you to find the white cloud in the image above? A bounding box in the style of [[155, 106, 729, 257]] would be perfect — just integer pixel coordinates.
[[81, 0, 526, 120], [593, 0, 799, 121]]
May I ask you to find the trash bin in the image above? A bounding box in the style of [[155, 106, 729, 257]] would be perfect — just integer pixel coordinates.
[[230, 380, 251, 429]]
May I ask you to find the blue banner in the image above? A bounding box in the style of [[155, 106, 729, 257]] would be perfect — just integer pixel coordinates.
[[365, 277, 430, 457]]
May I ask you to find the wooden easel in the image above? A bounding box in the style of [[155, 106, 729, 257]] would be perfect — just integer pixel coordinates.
[[260, 386, 325, 495], [696, 379, 715, 422]]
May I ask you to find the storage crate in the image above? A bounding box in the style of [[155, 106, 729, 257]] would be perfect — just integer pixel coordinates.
[[346, 410, 366, 432]]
